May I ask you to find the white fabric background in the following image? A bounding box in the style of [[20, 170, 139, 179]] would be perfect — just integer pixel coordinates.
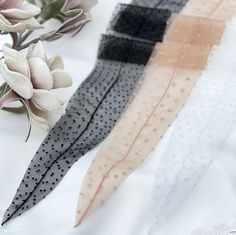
[[1, 1, 236, 235]]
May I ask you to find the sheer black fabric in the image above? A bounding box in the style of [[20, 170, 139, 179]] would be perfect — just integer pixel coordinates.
[[2, 2, 171, 224], [2, 35, 154, 224], [98, 35, 155, 63], [132, 0, 190, 13], [109, 4, 171, 42]]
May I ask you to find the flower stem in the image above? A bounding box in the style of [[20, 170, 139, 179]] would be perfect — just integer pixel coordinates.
[[21, 30, 34, 43], [14, 30, 35, 49], [13, 18, 46, 50], [20, 98, 32, 142], [16, 38, 41, 50], [15, 30, 57, 50]]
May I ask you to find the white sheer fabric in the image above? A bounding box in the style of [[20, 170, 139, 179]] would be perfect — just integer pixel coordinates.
[[148, 19, 236, 235]]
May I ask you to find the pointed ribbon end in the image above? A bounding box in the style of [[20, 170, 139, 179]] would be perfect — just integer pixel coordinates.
[[74, 218, 81, 228], [1, 215, 9, 226], [74, 212, 84, 228]]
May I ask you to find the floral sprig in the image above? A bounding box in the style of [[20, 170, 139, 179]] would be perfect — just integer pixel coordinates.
[[0, 42, 72, 140], [29, 0, 97, 40], [0, 0, 97, 141]]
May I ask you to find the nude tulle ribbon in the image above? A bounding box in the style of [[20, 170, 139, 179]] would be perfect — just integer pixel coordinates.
[[74, 42, 211, 226], [75, 0, 235, 226]]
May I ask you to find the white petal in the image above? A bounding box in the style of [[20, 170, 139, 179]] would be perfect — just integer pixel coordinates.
[[0, 61, 33, 99], [0, 14, 27, 33], [3, 44, 30, 77], [23, 17, 43, 30], [62, 0, 97, 12], [28, 101, 50, 130], [0, 0, 6, 8], [28, 57, 53, 90], [0, 90, 19, 109], [47, 55, 64, 70], [0, 0, 23, 9], [31, 89, 65, 114], [0, 12, 10, 24], [80, 0, 97, 11], [31, 113, 50, 130], [27, 41, 46, 61], [0, 3, 41, 20], [34, 0, 43, 8], [51, 69, 73, 89]]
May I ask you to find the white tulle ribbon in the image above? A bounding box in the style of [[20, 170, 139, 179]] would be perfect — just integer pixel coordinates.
[[148, 20, 236, 234]]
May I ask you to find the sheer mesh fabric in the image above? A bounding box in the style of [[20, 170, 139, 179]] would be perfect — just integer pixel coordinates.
[[183, 0, 236, 21], [165, 14, 225, 46], [2, 35, 155, 225], [75, 42, 211, 226], [132, 0, 190, 13], [149, 21, 236, 234], [74, 0, 234, 226], [148, 1, 236, 232], [108, 4, 171, 42], [2, 0, 175, 224]]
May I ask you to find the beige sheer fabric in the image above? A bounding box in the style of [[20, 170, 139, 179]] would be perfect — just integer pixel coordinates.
[[75, 0, 235, 227], [165, 14, 225, 46], [74, 42, 210, 226], [182, 0, 236, 20]]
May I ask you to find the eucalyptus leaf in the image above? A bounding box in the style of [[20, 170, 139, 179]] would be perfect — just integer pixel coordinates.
[[40, 0, 66, 20], [62, 9, 82, 17], [39, 30, 57, 40], [27, 0, 36, 4], [0, 83, 7, 94], [0, 84, 11, 96]]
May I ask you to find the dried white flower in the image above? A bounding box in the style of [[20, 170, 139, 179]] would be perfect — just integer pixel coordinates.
[[0, 41, 72, 134], [0, 0, 41, 33]]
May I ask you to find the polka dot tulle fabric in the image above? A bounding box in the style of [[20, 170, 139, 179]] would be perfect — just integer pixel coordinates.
[[2, 3, 169, 224], [149, 22, 236, 235], [2, 35, 155, 223], [132, 0, 190, 12], [75, 0, 234, 226], [2, 0, 236, 234]]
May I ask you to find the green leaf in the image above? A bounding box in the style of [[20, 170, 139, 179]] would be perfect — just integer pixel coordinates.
[[0, 83, 6, 93], [40, 0, 66, 20], [0, 83, 10, 96], [27, 0, 36, 3], [2, 105, 27, 114]]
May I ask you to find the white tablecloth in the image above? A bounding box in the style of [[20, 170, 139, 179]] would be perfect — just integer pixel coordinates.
[[1, 1, 236, 235]]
